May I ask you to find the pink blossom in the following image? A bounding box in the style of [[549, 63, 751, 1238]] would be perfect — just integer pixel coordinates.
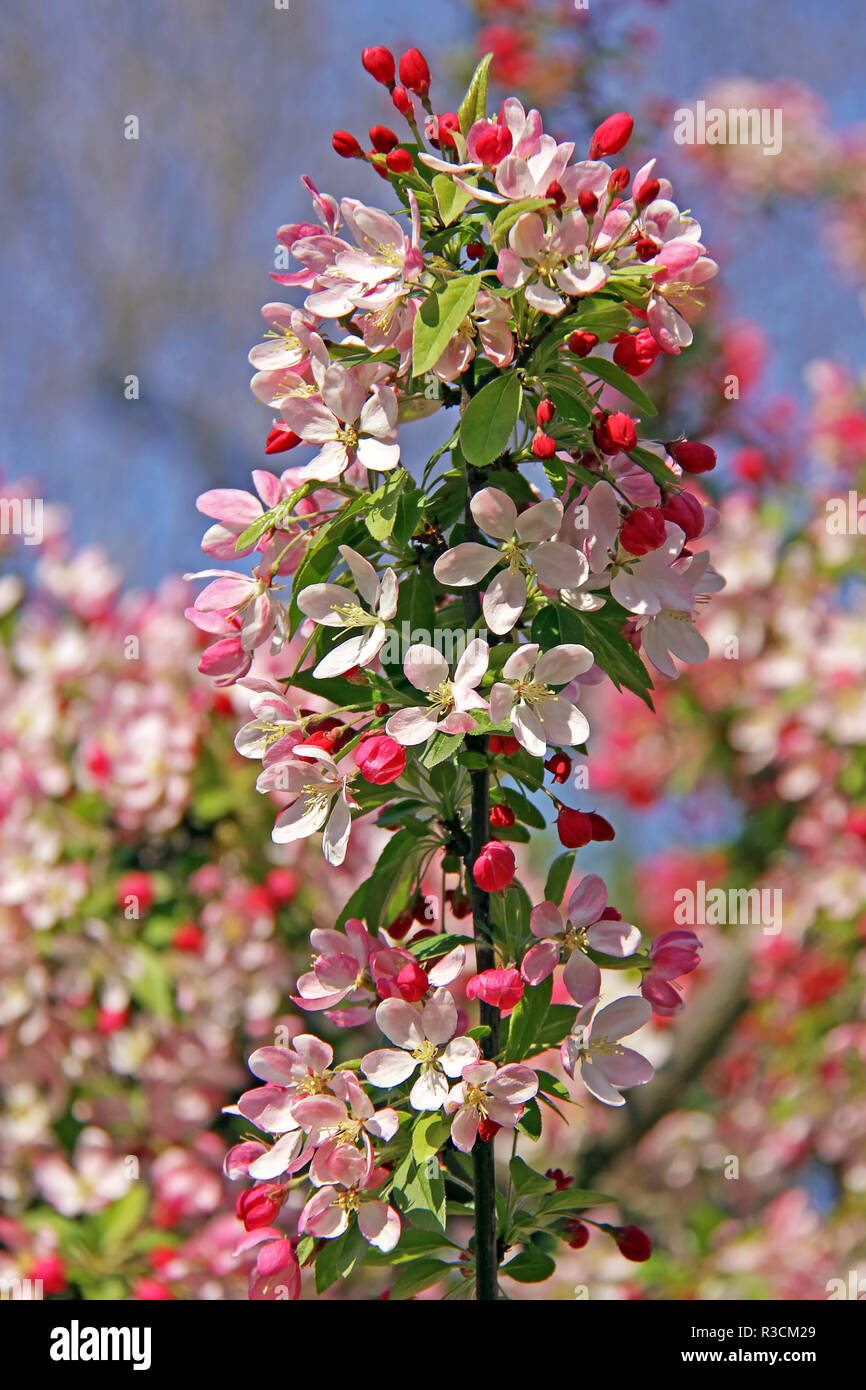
[[361, 988, 479, 1110], [488, 642, 594, 756], [297, 545, 398, 678], [385, 639, 489, 746], [561, 995, 654, 1106], [444, 1061, 538, 1152], [259, 746, 356, 865], [497, 210, 607, 314], [522, 874, 641, 997], [434, 488, 587, 635]]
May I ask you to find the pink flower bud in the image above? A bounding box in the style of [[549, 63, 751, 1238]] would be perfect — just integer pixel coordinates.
[[466, 967, 524, 1012], [473, 121, 513, 166], [473, 840, 515, 892], [362, 46, 396, 86], [590, 112, 634, 159], [620, 506, 667, 556], [398, 47, 431, 96], [612, 328, 660, 378], [661, 491, 704, 540], [667, 439, 717, 474], [355, 734, 406, 785], [236, 1184, 285, 1231], [116, 871, 154, 915], [332, 130, 364, 159], [395, 960, 429, 1003]]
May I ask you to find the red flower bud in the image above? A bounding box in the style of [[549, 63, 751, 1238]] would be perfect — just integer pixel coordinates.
[[447, 890, 472, 920], [567, 329, 598, 358], [607, 165, 630, 194], [546, 1167, 574, 1191], [466, 240, 485, 260], [394, 960, 429, 1003], [369, 125, 399, 153], [532, 430, 557, 459], [473, 840, 515, 893], [612, 1224, 653, 1262], [362, 46, 396, 86], [374, 701, 390, 716], [355, 734, 406, 785], [385, 147, 414, 174], [332, 130, 364, 159], [391, 85, 413, 116], [477, 1116, 501, 1142], [667, 439, 717, 474], [633, 236, 659, 262], [588, 812, 616, 842], [612, 328, 660, 378], [265, 425, 301, 454], [466, 967, 524, 1012], [620, 506, 667, 556], [593, 411, 637, 455], [733, 445, 767, 482], [634, 176, 660, 208], [474, 122, 513, 166], [544, 751, 572, 783], [426, 111, 460, 149], [116, 871, 154, 916], [490, 803, 516, 828], [545, 179, 566, 209], [489, 734, 520, 755], [398, 47, 431, 96], [661, 491, 704, 540], [236, 1184, 285, 1232], [172, 921, 205, 952], [385, 908, 415, 940], [566, 1218, 590, 1249], [556, 807, 593, 848], [536, 397, 556, 426], [590, 112, 634, 159], [578, 189, 598, 216]]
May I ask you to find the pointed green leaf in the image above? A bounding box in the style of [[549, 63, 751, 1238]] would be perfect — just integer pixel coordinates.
[[459, 372, 522, 466], [412, 273, 482, 377]]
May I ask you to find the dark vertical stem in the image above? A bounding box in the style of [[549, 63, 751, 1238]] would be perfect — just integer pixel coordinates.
[[461, 459, 500, 1301]]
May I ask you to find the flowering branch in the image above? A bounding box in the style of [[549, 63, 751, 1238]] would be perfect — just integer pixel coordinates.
[[188, 45, 722, 1301]]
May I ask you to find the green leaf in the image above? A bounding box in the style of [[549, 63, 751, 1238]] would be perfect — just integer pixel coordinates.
[[538, 1187, 615, 1213], [502, 786, 546, 830], [516, 1097, 543, 1140], [390, 1258, 453, 1299], [433, 175, 474, 226], [92, 1184, 149, 1252], [510, 1156, 554, 1197], [412, 1115, 452, 1162], [412, 273, 482, 377], [504, 973, 552, 1063], [458, 52, 493, 135], [407, 931, 472, 960], [459, 372, 522, 467], [501, 1247, 556, 1283], [421, 731, 465, 768], [314, 1223, 367, 1293], [581, 355, 658, 417], [366, 472, 406, 541], [544, 852, 575, 905], [559, 603, 654, 709]]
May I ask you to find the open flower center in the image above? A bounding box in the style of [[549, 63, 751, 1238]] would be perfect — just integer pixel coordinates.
[[466, 1083, 489, 1111], [302, 783, 336, 815], [587, 1035, 626, 1059], [428, 680, 455, 714], [331, 601, 377, 628], [411, 1039, 439, 1065], [514, 676, 552, 706], [336, 1118, 365, 1144], [336, 1186, 361, 1213], [337, 423, 359, 451], [297, 1068, 329, 1096], [501, 538, 531, 574]]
